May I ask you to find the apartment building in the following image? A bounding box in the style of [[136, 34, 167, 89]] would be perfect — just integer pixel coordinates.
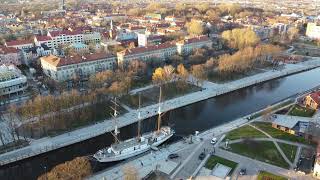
[[5, 39, 34, 50], [0, 65, 27, 97], [306, 22, 320, 40], [176, 36, 212, 55], [117, 42, 177, 64], [0, 46, 20, 65], [40, 52, 116, 82]]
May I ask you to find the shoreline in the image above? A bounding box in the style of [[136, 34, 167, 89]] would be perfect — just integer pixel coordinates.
[[1, 57, 320, 166]]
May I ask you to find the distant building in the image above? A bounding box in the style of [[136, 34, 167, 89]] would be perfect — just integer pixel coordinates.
[[306, 22, 320, 40], [271, 114, 311, 136], [176, 36, 212, 55], [40, 53, 116, 82], [137, 33, 162, 47], [0, 46, 20, 65], [305, 91, 320, 109], [117, 42, 177, 64], [5, 39, 34, 50], [0, 65, 27, 98]]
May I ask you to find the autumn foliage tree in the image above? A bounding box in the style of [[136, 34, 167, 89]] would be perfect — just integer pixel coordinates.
[[186, 19, 205, 36], [38, 157, 92, 180], [222, 28, 260, 49]]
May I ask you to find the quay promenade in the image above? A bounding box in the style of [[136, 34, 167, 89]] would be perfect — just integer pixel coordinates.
[[0, 58, 320, 166]]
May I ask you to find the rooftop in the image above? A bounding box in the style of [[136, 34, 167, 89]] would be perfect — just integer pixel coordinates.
[[118, 42, 176, 56], [41, 52, 115, 67], [0, 65, 22, 83], [272, 114, 311, 129], [5, 39, 33, 46]]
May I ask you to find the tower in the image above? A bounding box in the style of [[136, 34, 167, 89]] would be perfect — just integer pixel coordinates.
[[61, 0, 65, 10]]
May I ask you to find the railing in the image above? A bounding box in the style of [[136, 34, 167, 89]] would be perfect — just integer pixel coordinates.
[[1, 62, 320, 166]]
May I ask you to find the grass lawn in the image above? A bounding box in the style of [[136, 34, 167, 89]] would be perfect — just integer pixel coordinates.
[[257, 171, 288, 180], [205, 155, 238, 175], [228, 140, 289, 169], [121, 81, 202, 109], [278, 142, 297, 163], [224, 125, 267, 140], [251, 122, 315, 145], [250, 100, 294, 119], [288, 105, 315, 117]]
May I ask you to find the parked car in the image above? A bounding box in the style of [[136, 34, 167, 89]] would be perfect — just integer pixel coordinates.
[[210, 137, 217, 145], [199, 152, 206, 160], [239, 168, 246, 175], [168, 153, 179, 159]]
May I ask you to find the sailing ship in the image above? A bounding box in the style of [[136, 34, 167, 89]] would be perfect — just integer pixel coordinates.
[[93, 87, 174, 163]]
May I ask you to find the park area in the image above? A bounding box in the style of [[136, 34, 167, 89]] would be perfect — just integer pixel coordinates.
[[288, 104, 315, 117], [224, 125, 267, 140], [17, 100, 127, 139], [257, 171, 288, 180], [121, 81, 202, 109], [251, 122, 314, 145], [227, 140, 290, 169]]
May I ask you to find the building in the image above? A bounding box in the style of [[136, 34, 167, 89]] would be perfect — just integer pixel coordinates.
[[0, 65, 27, 98], [117, 42, 177, 64], [313, 141, 320, 179], [5, 39, 34, 50], [305, 91, 320, 109], [0, 46, 20, 65], [137, 33, 162, 47], [176, 36, 212, 55], [271, 114, 311, 136], [40, 53, 116, 82], [306, 22, 320, 40]]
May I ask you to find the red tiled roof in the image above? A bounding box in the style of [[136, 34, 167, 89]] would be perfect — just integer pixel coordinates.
[[310, 92, 320, 105], [49, 30, 82, 37], [119, 42, 176, 56], [41, 53, 115, 67], [5, 39, 33, 46], [35, 35, 52, 41], [0, 45, 18, 54]]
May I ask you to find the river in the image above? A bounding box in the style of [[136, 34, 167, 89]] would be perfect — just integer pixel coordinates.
[[1, 68, 320, 180]]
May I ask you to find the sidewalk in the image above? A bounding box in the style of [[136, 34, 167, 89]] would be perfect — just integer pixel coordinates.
[[1, 58, 320, 166]]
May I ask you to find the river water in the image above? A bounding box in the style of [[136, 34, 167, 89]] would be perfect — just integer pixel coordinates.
[[1, 68, 320, 180]]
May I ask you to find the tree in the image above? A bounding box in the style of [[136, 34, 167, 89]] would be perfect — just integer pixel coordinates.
[[195, 3, 210, 14], [177, 64, 189, 81], [146, 3, 164, 12], [38, 157, 92, 180], [206, 9, 221, 22], [287, 27, 299, 42], [186, 19, 204, 36], [191, 64, 207, 86], [163, 65, 175, 82], [221, 28, 260, 49], [152, 67, 165, 85]]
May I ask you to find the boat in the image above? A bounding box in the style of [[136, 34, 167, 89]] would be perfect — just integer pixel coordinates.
[[93, 87, 174, 163]]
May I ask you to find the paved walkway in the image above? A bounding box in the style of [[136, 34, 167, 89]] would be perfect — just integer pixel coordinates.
[[1, 58, 320, 166]]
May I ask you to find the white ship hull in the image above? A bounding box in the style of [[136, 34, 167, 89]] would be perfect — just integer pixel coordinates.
[[94, 127, 174, 163], [94, 144, 150, 163]]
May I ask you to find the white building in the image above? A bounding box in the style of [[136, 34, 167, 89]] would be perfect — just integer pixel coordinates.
[[137, 33, 162, 47], [176, 36, 212, 55], [40, 53, 116, 82], [306, 23, 320, 40], [0, 46, 20, 65], [0, 65, 27, 98]]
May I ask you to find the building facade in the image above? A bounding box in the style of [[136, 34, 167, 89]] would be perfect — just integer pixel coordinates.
[[176, 36, 212, 55], [306, 23, 320, 40], [0, 46, 20, 65], [0, 65, 27, 98], [40, 53, 116, 82]]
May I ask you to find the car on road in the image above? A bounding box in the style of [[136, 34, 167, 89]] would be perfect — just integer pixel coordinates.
[[199, 152, 206, 160], [210, 137, 217, 144], [168, 153, 179, 159], [239, 168, 246, 175]]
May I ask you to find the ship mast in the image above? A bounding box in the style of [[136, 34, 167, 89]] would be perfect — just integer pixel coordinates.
[[137, 93, 141, 139], [110, 97, 120, 143], [157, 86, 162, 133]]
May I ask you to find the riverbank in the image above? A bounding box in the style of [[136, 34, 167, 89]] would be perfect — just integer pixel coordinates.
[[1, 57, 320, 166]]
